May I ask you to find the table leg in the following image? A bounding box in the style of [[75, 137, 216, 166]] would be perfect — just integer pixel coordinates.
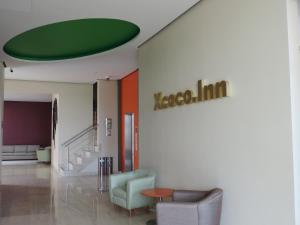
[[146, 219, 157, 225]]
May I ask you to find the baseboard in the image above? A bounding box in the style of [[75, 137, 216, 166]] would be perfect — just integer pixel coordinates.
[[2, 160, 39, 165]]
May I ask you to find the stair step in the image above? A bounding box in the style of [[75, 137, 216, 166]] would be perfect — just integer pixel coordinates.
[[76, 156, 83, 165], [62, 144, 100, 175], [94, 145, 100, 152], [68, 163, 74, 171], [84, 151, 91, 158]]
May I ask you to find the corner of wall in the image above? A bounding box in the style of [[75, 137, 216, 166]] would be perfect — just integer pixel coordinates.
[[286, 0, 300, 224]]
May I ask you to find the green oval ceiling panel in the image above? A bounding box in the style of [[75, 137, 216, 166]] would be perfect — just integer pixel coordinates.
[[3, 18, 140, 61]]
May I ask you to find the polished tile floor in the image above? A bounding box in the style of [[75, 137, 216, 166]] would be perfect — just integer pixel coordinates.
[[0, 164, 153, 225]]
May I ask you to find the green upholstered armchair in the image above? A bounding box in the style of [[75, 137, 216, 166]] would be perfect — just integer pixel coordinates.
[[109, 169, 156, 214], [36, 146, 51, 163]]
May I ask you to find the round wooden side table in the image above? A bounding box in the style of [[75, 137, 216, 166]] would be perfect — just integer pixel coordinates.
[[141, 188, 174, 225]]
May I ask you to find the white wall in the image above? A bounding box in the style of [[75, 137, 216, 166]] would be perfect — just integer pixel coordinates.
[[4, 80, 93, 171], [138, 0, 296, 225], [287, 0, 300, 224], [0, 66, 4, 177], [97, 80, 119, 172]]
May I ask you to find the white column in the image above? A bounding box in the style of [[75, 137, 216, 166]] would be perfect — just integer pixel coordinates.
[[97, 80, 119, 172], [287, 1, 300, 224]]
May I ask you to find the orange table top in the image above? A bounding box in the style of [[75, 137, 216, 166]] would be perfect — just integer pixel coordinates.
[[141, 188, 174, 198]]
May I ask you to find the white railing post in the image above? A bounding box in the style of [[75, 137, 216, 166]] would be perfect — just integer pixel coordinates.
[[67, 145, 70, 171]]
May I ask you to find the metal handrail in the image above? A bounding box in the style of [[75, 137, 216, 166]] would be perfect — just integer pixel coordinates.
[[62, 124, 97, 147]]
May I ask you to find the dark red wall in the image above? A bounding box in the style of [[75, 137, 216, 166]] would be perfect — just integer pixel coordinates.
[[3, 101, 52, 147]]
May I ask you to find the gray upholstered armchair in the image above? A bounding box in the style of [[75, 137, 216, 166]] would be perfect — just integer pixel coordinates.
[[156, 188, 223, 225]]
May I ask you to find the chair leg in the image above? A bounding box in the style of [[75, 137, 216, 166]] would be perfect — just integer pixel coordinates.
[[128, 209, 135, 217]]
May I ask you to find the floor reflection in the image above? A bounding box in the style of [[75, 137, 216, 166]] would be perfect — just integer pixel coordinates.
[[0, 164, 153, 225], [0, 185, 51, 217]]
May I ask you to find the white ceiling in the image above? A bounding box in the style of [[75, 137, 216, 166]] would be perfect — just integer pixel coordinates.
[[0, 0, 200, 83]]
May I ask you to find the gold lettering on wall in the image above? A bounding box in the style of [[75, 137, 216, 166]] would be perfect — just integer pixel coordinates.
[[153, 80, 230, 111], [215, 81, 228, 98], [154, 92, 162, 110]]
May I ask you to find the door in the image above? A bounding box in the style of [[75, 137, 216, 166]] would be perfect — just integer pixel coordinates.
[[124, 113, 134, 172]]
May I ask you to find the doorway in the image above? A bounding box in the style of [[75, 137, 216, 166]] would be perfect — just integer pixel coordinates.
[[124, 113, 134, 172], [2, 94, 52, 165]]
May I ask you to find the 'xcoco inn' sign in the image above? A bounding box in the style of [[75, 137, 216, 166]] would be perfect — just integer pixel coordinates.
[[154, 80, 230, 111]]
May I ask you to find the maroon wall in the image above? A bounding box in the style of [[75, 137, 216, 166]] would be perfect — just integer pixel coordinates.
[[3, 101, 52, 147]]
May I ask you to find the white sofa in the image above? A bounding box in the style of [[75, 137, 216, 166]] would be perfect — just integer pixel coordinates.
[[2, 145, 39, 161]]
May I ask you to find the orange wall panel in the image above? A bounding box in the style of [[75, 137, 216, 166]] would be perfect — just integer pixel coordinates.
[[120, 70, 139, 171]]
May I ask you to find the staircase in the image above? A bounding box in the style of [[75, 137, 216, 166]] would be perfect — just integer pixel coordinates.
[[59, 125, 99, 176]]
